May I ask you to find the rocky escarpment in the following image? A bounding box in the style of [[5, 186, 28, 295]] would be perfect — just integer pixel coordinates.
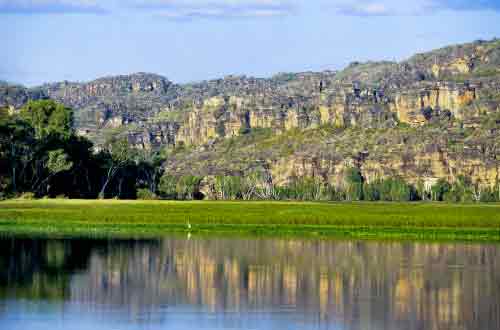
[[1, 38, 500, 188]]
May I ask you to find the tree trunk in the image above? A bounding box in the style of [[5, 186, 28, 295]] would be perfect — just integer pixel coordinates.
[[11, 166, 16, 193], [99, 166, 117, 199], [118, 178, 123, 199], [99, 179, 111, 199]]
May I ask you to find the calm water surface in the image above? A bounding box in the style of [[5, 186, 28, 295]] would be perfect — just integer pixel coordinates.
[[0, 236, 499, 330]]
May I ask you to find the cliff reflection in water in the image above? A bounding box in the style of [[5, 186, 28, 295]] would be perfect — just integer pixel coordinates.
[[1, 236, 499, 330]]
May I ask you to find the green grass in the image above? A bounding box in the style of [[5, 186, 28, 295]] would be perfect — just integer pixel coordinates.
[[0, 199, 499, 241]]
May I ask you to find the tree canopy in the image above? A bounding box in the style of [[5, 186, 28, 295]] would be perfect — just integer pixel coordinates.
[[20, 100, 73, 139]]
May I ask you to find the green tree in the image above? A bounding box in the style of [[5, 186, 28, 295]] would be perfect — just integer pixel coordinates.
[[388, 178, 413, 201], [363, 182, 380, 201], [431, 179, 451, 201], [20, 100, 73, 139], [0, 118, 36, 194], [240, 171, 260, 200], [344, 167, 364, 201], [287, 176, 325, 201], [215, 176, 244, 200], [479, 187, 498, 202], [416, 179, 427, 201], [136, 188, 158, 200], [32, 149, 73, 195], [136, 150, 165, 194], [176, 175, 203, 200], [444, 176, 473, 202], [158, 174, 178, 199], [99, 138, 136, 199], [365, 178, 414, 202]]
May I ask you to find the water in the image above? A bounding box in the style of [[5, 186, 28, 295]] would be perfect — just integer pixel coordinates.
[[0, 236, 499, 330]]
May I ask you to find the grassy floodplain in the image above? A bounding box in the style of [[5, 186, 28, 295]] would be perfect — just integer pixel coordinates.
[[0, 199, 499, 241]]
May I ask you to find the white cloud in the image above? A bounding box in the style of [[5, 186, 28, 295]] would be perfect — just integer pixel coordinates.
[[0, 0, 107, 14], [333, 0, 500, 17], [132, 0, 294, 19], [334, 0, 437, 16]]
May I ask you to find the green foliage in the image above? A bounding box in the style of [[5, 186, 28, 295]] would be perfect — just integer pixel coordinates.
[[346, 183, 364, 201], [381, 178, 413, 201], [344, 167, 364, 201], [431, 179, 451, 201], [361, 178, 415, 202], [19, 192, 36, 200], [345, 167, 363, 184], [176, 175, 203, 200], [215, 176, 244, 200], [135, 150, 165, 194], [286, 176, 325, 201], [136, 188, 158, 200], [46, 149, 73, 175], [98, 138, 137, 199], [1, 94, 498, 205], [363, 182, 380, 201], [479, 187, 500, 203], [108, 138, 136, 164], [0, 107, 9, 123], [0, 118, 36, 194], [20, 100, 73, 139], [444, 176, 473, 202], [238, 127, 251, 135], [1, 100, 146, 200], [158, 174, 178, 199]]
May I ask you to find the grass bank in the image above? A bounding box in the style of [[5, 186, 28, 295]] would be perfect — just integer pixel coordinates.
[[0, 199, 499, 241]]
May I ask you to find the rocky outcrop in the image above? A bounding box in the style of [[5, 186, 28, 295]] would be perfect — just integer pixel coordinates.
[[1, 39, 500, 187]]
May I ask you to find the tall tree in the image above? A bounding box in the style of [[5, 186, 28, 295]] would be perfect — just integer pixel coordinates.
[[135, 149, 164, 194], [20, 100, 73, 139], [344, 167, 364, 201], [0, 118, 36, 194], [32, 149, 73, 195], [99, 138, 136, 199]]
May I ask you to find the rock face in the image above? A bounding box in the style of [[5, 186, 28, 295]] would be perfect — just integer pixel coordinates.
[[1, 39, 500, 188]]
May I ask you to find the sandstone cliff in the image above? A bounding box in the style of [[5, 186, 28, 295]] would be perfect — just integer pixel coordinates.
[[1, 39, 499, 188]]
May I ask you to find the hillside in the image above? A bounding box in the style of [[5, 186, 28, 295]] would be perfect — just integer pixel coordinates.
[[1, 38, 500, 191]]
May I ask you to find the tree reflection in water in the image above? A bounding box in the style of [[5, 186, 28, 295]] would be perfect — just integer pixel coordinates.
[[0, 236, 499, 330]]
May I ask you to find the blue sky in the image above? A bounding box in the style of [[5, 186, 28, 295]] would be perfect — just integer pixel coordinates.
[[2, 0, 500, 86]]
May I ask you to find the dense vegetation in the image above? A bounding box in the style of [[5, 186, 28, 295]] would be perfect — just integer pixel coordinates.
[[0, 199, 499, 241], [1, 100, 499, 202], [0, 100, 151, 200]]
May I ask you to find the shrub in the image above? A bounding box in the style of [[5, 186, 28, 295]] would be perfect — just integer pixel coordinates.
[[479, 189, 497, 203], [176, 175, 203, 200], [158, 174, 178, 199], [346, 183, 364, 201], [443, 176, 474, 202], [286, 177, 325, 201], [344, 167, 364, 201], [19, 192, 36, 200], [215, 176, 244, 200], [238, 127, 251, 135], [431, 179, 451, 201], [387, 178, 413, 201], [362, 178, 415, 202], [363, 182, 380, 201], [136, 188, 158, 200]]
